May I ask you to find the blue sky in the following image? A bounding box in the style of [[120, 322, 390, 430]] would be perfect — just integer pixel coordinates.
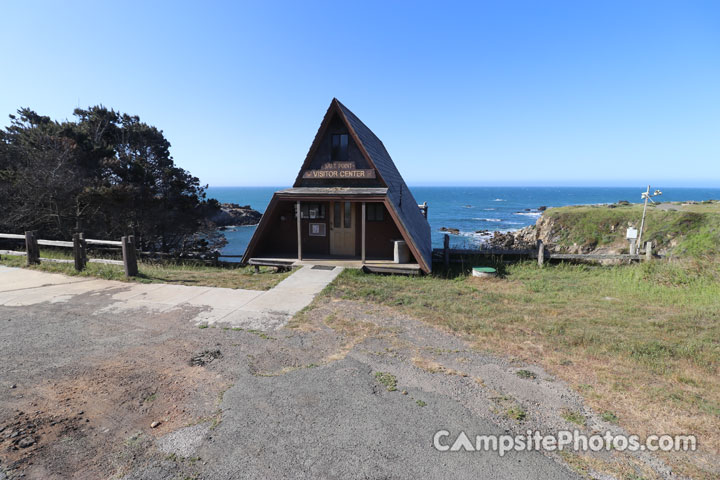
[[1, 1, 718, 187]]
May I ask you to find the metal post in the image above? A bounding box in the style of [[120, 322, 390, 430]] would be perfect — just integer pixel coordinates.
[[296, 201, 302, 261], [361, 202, 366, 264], [637, 185, 650, 252]]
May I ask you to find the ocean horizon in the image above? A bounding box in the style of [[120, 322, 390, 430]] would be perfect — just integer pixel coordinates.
[[207, 186, 720, 258]]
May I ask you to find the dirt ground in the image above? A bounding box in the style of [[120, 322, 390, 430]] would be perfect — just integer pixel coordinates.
[[0, 283, 687, 479]]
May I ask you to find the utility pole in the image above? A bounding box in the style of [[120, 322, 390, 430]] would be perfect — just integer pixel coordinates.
[[637, 185, 662, 254]]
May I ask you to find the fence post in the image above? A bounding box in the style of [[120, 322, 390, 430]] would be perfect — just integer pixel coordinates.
[[644, 241, 652, 262], [443, 234, 450, 268], [73, 233, 86, 271], [537, 239, 545, 267], [25, 231, 39, 265], [122, 235, 138, 277], [79, 233, 88, 264]]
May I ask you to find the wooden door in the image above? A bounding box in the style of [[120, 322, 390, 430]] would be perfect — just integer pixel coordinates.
[[330, 201, 355, 256]]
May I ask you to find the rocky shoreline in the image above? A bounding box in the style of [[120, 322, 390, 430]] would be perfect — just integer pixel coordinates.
[[439, 205, 608, 254], [440, 206, 547, 250], [208, 203, 262, 228]]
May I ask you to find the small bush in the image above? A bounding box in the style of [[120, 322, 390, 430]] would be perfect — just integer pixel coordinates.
[[600, 411, 618, 423], [375, 372, 397, 391], [516, 369, 537, 380], [561, 410, 586, 426]]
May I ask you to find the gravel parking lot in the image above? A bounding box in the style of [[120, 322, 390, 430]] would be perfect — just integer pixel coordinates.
[[0, 268, 664, 479]]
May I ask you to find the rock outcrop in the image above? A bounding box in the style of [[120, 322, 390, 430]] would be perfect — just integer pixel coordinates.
[[487, 226, 536, 249], [208, 203, 262, 227], [487, 210, 630, 254]]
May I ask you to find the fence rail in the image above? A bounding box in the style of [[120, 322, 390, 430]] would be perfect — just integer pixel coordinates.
[[435, 234, 656, 267], [0, 231, 138, 276]]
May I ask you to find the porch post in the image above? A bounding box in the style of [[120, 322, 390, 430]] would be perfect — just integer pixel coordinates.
[[296, 201, 302, 260], [361, 202, 366, 264]]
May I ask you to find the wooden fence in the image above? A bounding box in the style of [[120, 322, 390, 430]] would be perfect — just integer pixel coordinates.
[[435, 235, 656, 267], [0, 232, 138, 276]]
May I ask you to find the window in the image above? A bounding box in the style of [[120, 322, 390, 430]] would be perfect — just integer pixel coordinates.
[[333, 202, 341, 227], [366, 203, 384, 222], [331, 134, 348, 162], [299, 203, 326, 219], [344, 201, 352, 228]]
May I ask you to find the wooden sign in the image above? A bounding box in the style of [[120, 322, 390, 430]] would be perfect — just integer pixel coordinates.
[[302, 161, 376, 179]]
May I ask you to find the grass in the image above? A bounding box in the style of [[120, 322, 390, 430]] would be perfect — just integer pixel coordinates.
[[247, 329, 274, 340], [322, 259, 720, 478], [0, 248, 292, 290], [561, 409, 586, 426], [375, 371, 398, 392], [600, 411, 619, 423], [543, 201, 720, 256], [506, 407, 527, 421], [515, 369, 537, 380]]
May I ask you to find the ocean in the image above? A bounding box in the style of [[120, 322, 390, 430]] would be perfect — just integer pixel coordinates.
[[206, 186, 720, 258]]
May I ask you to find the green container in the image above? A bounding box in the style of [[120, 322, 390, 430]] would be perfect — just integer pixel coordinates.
[[472, 267, 496, 277]]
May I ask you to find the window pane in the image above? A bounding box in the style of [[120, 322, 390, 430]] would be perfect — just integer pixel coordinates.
[[377, 204, 383, 221], [334, 202, 341, 227], [344, 202, 351, 228], [340, 134, 348, 162]]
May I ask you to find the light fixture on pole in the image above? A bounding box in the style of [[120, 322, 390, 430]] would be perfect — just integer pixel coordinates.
[[636, 185, 662, 254]]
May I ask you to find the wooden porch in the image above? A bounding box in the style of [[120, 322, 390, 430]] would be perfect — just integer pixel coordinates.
[[248, 255, 421, 275]]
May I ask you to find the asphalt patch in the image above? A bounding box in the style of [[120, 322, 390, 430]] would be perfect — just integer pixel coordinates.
[[189, 349, 223, 367]]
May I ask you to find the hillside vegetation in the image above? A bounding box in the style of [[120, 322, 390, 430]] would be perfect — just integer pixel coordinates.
[[537, 200, 720, 256], [0, 106, 224, 254]]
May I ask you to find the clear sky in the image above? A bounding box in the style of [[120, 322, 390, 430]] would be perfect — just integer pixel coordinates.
[[1, 1, 719, 187]]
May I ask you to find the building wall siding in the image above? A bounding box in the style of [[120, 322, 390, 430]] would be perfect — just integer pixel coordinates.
[[296, 115, 384, 189]]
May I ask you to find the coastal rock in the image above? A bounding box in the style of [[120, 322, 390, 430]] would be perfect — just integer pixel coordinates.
[[440, 227, 460, 235], [487, 225, 536, 249], [208, 203, 262, 227], [490, 232, 515, 248]]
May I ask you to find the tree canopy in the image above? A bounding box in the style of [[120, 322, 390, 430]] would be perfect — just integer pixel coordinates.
[[0, 106, 222, 253]]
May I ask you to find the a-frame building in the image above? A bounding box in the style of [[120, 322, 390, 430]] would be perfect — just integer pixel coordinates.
[[242, 99, 431, 274]]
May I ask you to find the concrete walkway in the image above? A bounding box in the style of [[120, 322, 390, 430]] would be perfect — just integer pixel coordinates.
[[0, 265, 342, 330]]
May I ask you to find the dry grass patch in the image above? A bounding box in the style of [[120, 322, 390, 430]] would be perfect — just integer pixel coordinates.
[[412, 356, 467, 377], [0, 250, 291, 290], [560, 451, 663, 480]]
